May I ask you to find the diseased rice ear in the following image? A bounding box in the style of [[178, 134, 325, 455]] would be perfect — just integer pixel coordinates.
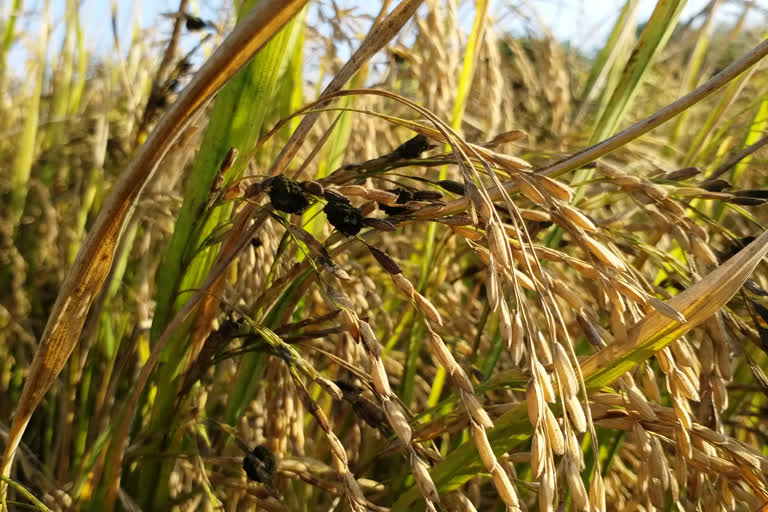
[[268, 174, 310, 214], [243, 445, 277, 484], [391, 134, 431, 159], [324, 198, 364, 237]]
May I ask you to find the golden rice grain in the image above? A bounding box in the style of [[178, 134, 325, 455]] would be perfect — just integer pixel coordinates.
[[382, 398, 412, 444], [415, 292, 443, 325], [648, 477, 665, 508], [509, 268, 536, 291], [610, 305, 627, 344], [671, 369, 700, 402], [371, 357, 391, 396], [566, 429, 583, 465], [649, 438, 669, 490], [538, 175, 574, 202], [466, 182, 493, 220], [715, 326, 732, 381], [656, 347, 674, 374], [490, 463, 520, 507], [486, 129, 527, 146], [644, 183, 669, 201], [360, 200, 378, 216], [549, 277, 585, 311], [533, 330, 553, 366], [498, 301, 514, 348], [508, 311, 525, 365], [565, 458, 588, 511], [640, 364, 663, 403], [358, 320, 377, 348], [336, 185, 367, 197], [711, 374, 728, 411], [470, 420, 496, 470], [487, 222, 510, 269], [491, 151, 533, 171], [559, 202, 597, 233], [691, 234, 718, 265], [486, 270, 500, 311], [364, 188, 399, 204], [613, 279, 647, 306], [589, 470, 606, 512], [670, 340, 696, 370], [627, 386, 658, 421], [661, 197, 687, 218], [327, 432, 349, 467], [723, 439, 763, 470], [673, 455, 688, 487], [450, 365, 475, 395], [672, 396, 692, 431], [461, 390, 493, 429], [391, 272, 415, 298], [426, 329, 456, 373], [526, 378, 543, 425], [721, 479, 735, 510], [520, 208, 552, 222], [543, 405, 564, 455], [670, 224, 691, 252], [539, 460, 556, 512], [534, 361, 556, 403], [677, 423, 692, 460], [530, 427, 546, 478], [683, 217, 708, 241], [605, 284, 626, 314], [410, 452, 440, 503], [565, 394, 587, 433], [583, 235, 627, 271], [553, 342, 579, 397], [410, 203, 446, 218], [516, 176, 546, 205], [613, 175, 643, 187], [566, 256, 599, 279], [647, 296, 687, 323], [699, 337, 715, 375], [343, 471, 366, 503], [340, 309, 360, 342]]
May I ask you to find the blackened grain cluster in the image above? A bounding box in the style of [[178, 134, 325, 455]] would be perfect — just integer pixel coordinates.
[[391, 134, 430, 160], [324, 195, 364, 237], [379, 188, 414, 215], [269, 175, 310, 214], [243, 445, 277, 483]]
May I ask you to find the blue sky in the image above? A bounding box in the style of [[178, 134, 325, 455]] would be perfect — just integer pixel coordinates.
[[4, 1, 767, 77]]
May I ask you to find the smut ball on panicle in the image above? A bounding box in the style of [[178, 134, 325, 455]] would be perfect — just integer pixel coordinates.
[[379, 188, 414, 215], [268, 175, 310, 214], [185, 15, 208, 31], [324, 196, 364, 237], [392, 134, 430, 160], [243, 445, 277, 484]]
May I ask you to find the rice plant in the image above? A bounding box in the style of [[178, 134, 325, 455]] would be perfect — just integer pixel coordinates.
[[1, 0, 768, 510]]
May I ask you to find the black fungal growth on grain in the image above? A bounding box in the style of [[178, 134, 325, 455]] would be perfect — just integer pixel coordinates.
[[379, 188, 414, 215], [243, 445, 277, 484], [324, 196, 364, 237], [268, 175, 310, 214], [185, 15, 208, 31], [391, 134, 430, 159]]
